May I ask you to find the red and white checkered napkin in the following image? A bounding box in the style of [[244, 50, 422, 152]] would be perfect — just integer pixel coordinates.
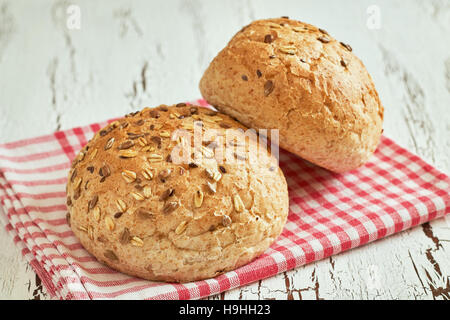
[[0, 100, 449, 299]]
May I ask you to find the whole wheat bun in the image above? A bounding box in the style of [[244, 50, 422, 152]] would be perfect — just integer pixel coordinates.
[[66, 104, 289, 282], [200, 18, 384, 173]]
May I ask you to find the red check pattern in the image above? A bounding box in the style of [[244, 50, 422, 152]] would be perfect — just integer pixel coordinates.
[[0, 99, 449, 299]]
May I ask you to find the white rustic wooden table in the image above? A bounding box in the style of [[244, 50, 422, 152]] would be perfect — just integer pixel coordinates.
[[0, 0, 449, 300]]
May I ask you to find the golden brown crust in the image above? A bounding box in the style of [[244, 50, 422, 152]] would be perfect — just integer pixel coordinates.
[[200, 18, 384, 173], [66, 104, 289, 282]]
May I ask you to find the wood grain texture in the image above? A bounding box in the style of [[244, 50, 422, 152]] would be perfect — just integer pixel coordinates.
[[0, 0, 448, 300]]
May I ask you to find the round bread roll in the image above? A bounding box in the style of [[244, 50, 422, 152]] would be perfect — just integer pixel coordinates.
[[66, 104, 289, 282], [200, 17, 384, 173]]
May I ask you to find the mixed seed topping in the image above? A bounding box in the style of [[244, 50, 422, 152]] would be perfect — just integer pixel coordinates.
[[233, 194, 245, 213], [93, 207, 101, 221], [317, 36, 330, 43], [158, 168, 172, 182], [116, 199, 127, 213], [68, 104, 278, 252], [118, 140, 134, 150], [318, 28, 329, 35], [104, 137, 115, 150], [88, 195, 98, 210], [194, 189, 204, 208], [73, 177, 82, 190], [206, 181, 217, 194], [279, 45, 297, 55], [175, 221, 188, 235], [340, 41, 352, 52], [264, 80, 274, 96], [89, 148, 98, 161], [257, 20, 352, 72], [104, 250, 118, 261], [163, 201, 179, 214], [264, 34, 273, 43], [143, 185, 152, 198], [120, 228, 130, 244], [148, 153, 163, 162], [142, 164, 154, 180], [150, 136, 162, 146], [70, 169, 77, 182], [136, 208, 153, 219], [105, 216, 115, 231], [130, 191, 145, 201], [222, 215, 232, 227], [131, 236, 144, 247], [160, 188, 174, 201], [119, 149, 138, 158], [121, 170, 137, 183]]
